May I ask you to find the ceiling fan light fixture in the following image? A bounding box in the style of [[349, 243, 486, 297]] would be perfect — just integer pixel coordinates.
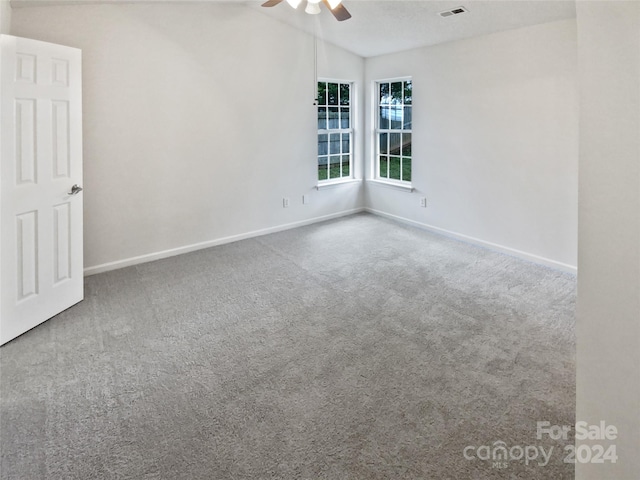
[[305, 0, 321, 14], [260, 0, 351, 21]]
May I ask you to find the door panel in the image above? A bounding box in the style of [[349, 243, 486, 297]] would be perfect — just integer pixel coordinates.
[[52, 100, 70, 178], [15, 98, 37, 184], [1, 35, 83, 345], [53, 202, 71, 284], [16, 210, 38, 301]]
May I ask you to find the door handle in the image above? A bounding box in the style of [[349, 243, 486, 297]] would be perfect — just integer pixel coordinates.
[[68, 184, 83, 196]]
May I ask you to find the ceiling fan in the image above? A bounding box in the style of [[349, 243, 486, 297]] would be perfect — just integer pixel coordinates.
[[261, 0, 352, 22]]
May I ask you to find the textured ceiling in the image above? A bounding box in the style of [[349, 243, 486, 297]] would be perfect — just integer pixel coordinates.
[[11, 0, 577, 57]]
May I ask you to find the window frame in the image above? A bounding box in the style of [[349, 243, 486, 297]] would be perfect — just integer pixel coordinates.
[[373, 77, 413, 187], [316, 78, 355, 185]]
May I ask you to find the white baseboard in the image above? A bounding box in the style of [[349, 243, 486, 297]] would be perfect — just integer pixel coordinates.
[[365, 208, 578, 274], [85, 207, 577, 276], [84, 208, 365, 276]]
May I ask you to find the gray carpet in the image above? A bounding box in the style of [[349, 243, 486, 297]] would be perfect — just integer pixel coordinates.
[[0, 213, 576, 479]]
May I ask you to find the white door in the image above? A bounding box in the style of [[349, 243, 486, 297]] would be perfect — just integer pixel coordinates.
[[0, 35, 83, 345]]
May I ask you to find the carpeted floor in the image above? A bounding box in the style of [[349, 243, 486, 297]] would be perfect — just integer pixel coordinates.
[[0, 213, 576, 479]]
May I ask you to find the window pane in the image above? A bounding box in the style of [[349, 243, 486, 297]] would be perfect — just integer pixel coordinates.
[[318, 82, 355, 183], [379, 133, 389, 154], [379, 156, 389, 178], [340, 107, 350, 129], [340, 84, 350, 106], [375, 78, 412, 183], [391, 82, 402, 104], [329, 133, 341, 154], [318, 107, 327, 130], [318, 134, 328, 155], [328, 107, 339, 129], [404, 81, 412, 105], [402, 158, 412, 182], [342, 155, 350, 177], [402, 133, 412, 157], [329, 155, 341, 179], [342, 133, 350, 154], [317, 82, 327, 105], [328, 83, 338, 105], [403, 106, 412, 130], [379, 107, 389, 129], [379, 83, 390, 105], [389, 132, 401, 155], [390, 105, 402, 129], [318, 159, 328, 181], [389, 156, 401, 180]]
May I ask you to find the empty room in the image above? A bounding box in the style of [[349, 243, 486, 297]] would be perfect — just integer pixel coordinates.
[[0, 1, 638, 479]]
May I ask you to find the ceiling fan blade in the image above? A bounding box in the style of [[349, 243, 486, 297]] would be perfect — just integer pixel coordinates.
[[321, 0, 352, 21], [262, 0, 284, 7]]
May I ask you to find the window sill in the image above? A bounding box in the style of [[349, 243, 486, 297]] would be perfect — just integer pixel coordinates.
[[316, 178, 362, 190], [367, 179, 414, 192]]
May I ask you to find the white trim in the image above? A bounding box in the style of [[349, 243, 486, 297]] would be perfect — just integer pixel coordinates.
[[84, 208, 365, 276], [316, 179, 362, 189], [85, 206, 577, 277], [317, 77, 355, 85], [374, 75, 413, 84], [365, 208, 577, 274], [367, 179, 414, 192]]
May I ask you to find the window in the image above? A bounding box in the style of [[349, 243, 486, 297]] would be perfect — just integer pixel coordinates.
[[376, 79, 412, 183], [317, 81, 352, 182]]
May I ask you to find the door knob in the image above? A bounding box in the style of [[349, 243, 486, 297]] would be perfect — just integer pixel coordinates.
[[68, 184, 83, 195]]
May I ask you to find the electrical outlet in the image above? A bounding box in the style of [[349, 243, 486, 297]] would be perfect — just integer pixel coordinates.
[[303, 194, 310, 205], [283, 197, 290, 208], [420, 197, 427, 208]]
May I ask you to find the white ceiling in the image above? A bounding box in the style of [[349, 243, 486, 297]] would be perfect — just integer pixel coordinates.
[[249, 0, 577, 57], [11, 0, 577, 58]]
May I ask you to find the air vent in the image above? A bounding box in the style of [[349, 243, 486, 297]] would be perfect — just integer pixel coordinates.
[[439, 6, 468, 17]]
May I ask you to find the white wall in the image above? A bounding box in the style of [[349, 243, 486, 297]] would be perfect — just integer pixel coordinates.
[[364, 19, 579, 271], [317, 39, 365, 182], [0, 0, 10, 35], [0, 1, 12, 182], [10, 4, 578, 274], [576, 1, 640, 478], [10, 3, 364, 272]]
